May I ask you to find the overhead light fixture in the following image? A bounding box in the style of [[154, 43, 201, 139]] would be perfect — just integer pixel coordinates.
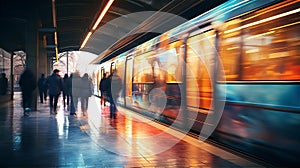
[[80, 0, 115, 49], [92, 0, 115, 30], [80, 32, 92, 49], [52, 0, 59, 61]]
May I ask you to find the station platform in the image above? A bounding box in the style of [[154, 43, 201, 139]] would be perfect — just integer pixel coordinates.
[[0, 92, 265, 168]]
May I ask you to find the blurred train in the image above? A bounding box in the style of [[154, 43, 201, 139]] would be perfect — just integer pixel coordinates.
[[92, 0, 300, 166]]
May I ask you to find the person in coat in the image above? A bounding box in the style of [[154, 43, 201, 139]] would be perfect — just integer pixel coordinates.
[[19, 69, 36, 116], [80, 73, 93, 116], [99, 72, 109, 107], [37, 73, 47, 103], [70, 72, 81, 115], [44, 69, 63, 115], [107, 70, 122, 119], [0, 73, 8, 95], [62, 74, 71, 110]]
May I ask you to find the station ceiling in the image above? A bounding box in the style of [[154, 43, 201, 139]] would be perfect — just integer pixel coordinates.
[[0, 0, 227, 60]]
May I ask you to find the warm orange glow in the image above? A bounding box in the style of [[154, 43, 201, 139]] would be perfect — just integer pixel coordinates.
[[225, 8, 300, 34], [55, 47, 58, 62], [246, 31, 275, 40], [270, 21, 300, 31], [80, 32, 92, 49], [54, 31, 58, 45], [92, 0, 115, 30], [52, 0, 58, 61], [52, 0, 57, 28], [80, 0, 115, 49]]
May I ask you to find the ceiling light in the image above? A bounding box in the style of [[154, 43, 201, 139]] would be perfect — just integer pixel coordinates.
[[92, 0, 115, 30], [81, 0, 115, 49], [80, 32, 92, 49]]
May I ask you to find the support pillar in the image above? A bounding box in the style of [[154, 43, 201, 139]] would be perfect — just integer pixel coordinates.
[[38, 35, 48, 77], [47, 54, 52, 75], [66, 51, 69, 75], [10, 52, 14, 100], [25, 22, 38, 111]]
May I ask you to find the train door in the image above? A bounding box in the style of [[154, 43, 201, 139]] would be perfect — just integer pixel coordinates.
[[124, 56, 133, 107], [186, 28, 216, 135]]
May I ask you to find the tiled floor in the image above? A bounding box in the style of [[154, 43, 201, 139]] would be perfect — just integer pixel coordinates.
[[0, 92, 264, 167]]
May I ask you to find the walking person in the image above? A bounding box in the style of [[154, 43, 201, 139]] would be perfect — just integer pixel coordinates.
[[0, 73, 8, 95], [80, 73, 93, 116], [19, 69, 36, 116], [107, 70, 122, 119], [70, 72, 81, 115], [44, 69, 63, 115], [62, 74, 71, 110], [99, 72, 109, 107], [69, 73, 75, 115], [37, 74, 47, 103]]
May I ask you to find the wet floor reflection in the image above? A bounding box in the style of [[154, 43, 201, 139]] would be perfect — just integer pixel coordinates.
[[0, 93, 258, 167], [56, 110, 69, 139], [83, 97, 246, 167]]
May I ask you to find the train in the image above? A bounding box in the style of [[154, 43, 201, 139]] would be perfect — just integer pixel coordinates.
[[91, 0, 300, 166]]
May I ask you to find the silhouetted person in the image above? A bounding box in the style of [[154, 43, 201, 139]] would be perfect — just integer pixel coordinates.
[[44, 69, 63, 115], [107, 70, 122, 119], [0, 73, 8, 95], [37, 73, 47, 103], [80, 73, 93, 116], [19, 69, 36, 116], [69, 73, 75, 115], [99, 72, 109, 107], [62, 74, 71, 110], [70, 72, 81, 115]]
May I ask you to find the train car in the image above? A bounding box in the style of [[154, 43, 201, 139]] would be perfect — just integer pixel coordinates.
[[94, 0, 300, 166]]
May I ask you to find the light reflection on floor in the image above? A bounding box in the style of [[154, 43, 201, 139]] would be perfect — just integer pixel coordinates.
[[0, 93, 263, 167]]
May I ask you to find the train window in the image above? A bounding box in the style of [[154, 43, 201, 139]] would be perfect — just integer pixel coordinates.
[[155, 41, 184, 83], [133, 52, 154, 83], [116, 56, 125, 81], [241, 1, 300, 80], [131, 41, 184, 112], [186, 30, 215, 110], [133, 41, 184, 84], [218, 19, 242, 81]]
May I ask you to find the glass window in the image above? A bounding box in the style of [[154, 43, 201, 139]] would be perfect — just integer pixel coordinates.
[[133, 52, 154, 83], [131, 41, 184, 111], [133, 41, 184, 84], [154, 41, 184, 83], [116, 57, 125, 80]]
